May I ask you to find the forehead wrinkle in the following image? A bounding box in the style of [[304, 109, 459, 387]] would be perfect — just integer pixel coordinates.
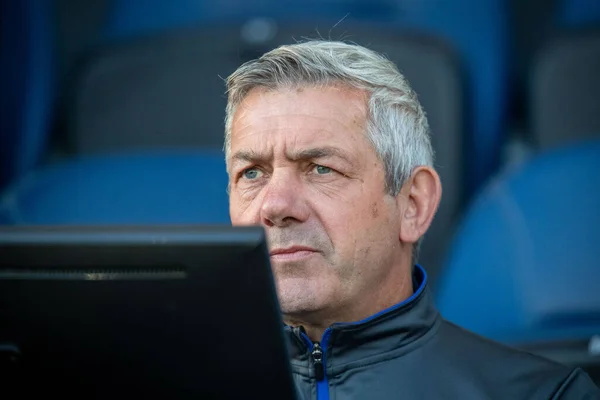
[[235, 86, 367, 129], [237, 113, 359, 134]]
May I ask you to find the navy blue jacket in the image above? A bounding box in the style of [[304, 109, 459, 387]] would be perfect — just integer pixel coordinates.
[[284, 266, 599, 399]]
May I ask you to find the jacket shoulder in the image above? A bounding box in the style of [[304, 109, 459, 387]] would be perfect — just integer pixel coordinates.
[[430, 320, 599, 398], [551, 367, 600, 399]]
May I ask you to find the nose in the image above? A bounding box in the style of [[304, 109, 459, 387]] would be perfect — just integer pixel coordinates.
[[260, 171, 309, 228]]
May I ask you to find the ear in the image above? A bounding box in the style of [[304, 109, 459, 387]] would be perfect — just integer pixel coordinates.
[[398, 166, 442, 245]]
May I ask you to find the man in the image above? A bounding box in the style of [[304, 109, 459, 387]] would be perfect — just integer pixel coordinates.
[[224, 40, 599, 399]]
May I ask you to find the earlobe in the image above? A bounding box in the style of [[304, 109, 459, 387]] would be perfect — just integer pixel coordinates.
[[399, 167, 442, 245]]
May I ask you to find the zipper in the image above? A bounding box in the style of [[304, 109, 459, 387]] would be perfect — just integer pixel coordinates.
[[299, 328, 332, 400], [311, 342, 324, 380]]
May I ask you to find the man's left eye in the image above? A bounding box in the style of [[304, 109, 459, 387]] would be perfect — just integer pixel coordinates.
[[314, 165, 332, 175]]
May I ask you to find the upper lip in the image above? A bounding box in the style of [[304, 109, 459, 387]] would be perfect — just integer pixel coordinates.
[[269, 246, 317, 256]]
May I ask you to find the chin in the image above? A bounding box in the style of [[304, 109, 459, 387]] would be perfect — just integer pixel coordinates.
[[274, 275, 329, 315]]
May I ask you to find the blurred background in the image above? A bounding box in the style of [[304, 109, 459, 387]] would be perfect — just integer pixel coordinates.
[[1, 0, 599, 384]]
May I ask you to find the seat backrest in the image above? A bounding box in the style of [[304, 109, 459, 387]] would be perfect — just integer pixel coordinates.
[[0, 0, 56, 189], [559, 0, 600, 26], [530, 30, 600, 149], [98, 0, 508, 197], [0, 151, 230, 225], [435, 139, 600, 349], [67, 22, 464, 277], [68, 27, 235, 152]]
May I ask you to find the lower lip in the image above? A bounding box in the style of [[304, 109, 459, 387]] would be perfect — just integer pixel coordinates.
[[270, 250, 317, 262]]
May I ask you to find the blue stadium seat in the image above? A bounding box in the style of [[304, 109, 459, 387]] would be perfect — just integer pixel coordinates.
[[559, 0, 600, 26], [0, 0, 56, 190], [0, 151, 230, 225], [98, 0, 509, 197], [434, 139, 600, 366]]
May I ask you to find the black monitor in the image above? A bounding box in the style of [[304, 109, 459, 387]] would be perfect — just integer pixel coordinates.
[[0, 225, 297, 399]]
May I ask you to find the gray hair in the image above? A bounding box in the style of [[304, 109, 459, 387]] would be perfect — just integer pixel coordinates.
[[224, 40, 434, 261]]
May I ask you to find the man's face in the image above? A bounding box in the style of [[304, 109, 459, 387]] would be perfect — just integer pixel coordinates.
[[228, 86, 405, 320]]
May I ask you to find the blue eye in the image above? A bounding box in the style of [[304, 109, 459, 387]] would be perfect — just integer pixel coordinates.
[[315, 165, 332, 174], [243, 168, 262, 179]]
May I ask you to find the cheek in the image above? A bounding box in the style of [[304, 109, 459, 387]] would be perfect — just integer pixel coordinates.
[[311, 195, 358, 227], [342, 199, 398, 247], [310, 197, 363, 256], [229, 193, 259, 225]]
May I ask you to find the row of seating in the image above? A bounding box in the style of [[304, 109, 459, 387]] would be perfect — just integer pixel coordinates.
[[0, 150, 230, 225]]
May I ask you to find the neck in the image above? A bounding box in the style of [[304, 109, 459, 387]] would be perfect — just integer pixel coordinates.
[[284, 266, 414, 342]]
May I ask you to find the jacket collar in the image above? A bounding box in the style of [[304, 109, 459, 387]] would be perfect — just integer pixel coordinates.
[[284, 265, 441, 366]]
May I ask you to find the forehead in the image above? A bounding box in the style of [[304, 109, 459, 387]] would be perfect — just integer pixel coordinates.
[[235, 85, 367, 122], [229, 85, 368, 150]]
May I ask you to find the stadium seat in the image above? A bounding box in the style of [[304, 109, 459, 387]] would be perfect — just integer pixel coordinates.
[[434, 139, 600, 376], [0, 150, 230, 225], [97, 0, 509, 197], [0, 0, 56, 190], [530, 29, 600, 149], [559, 0, 600, 26]]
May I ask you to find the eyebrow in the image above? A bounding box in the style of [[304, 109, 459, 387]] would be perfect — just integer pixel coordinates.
[[288, 147, 353, 164], [230, 146, 354, 168], [230, 149, 265, 165]]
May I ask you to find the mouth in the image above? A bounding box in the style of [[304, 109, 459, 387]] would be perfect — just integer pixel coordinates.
[[269, 246, 318, 262]]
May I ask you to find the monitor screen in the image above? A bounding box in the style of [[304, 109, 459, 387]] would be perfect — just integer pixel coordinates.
[[0, 225, 297, 399]]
